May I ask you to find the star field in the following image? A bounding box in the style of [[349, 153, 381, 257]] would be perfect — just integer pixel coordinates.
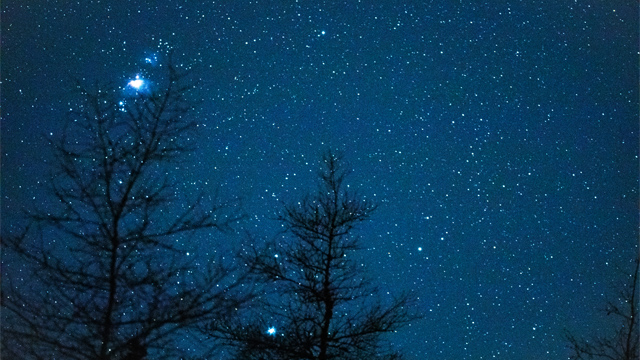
[[2, 1, 638, 359]]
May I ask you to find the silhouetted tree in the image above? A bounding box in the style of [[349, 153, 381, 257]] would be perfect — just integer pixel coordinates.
[[208, 151, 415, 360], [122, 336, 147, 360], [2, 58, 249, 359], [565, 258, 639, 360]]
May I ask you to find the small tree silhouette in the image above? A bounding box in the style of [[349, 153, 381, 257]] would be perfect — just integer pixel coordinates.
[[208, 151, 415, 360], [565, 258, 639, 360], [2, 58, 249, 359]]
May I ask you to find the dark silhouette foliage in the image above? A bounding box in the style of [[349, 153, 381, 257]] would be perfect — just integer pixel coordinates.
[[207, 151, 415, 360], [565, 258, 639, 360], [2, 59, 249, 359]]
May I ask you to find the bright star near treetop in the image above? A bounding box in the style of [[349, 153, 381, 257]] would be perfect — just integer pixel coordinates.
[[128, 75, 145, 90]]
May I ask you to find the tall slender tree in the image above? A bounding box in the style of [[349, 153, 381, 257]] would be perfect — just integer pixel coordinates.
[[209, 151, 415, 360], [2, 59, 249, 359]]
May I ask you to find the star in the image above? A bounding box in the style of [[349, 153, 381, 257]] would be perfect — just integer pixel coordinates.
[[127, 75, 145, 90], [144, 53, 158, 65], [267, 327, 276, 336]]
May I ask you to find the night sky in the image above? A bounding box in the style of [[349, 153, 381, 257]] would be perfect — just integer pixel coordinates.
[[2, 1, 638, 359]]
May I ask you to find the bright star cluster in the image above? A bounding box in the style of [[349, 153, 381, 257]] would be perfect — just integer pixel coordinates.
[[127, 75, 145, 90]]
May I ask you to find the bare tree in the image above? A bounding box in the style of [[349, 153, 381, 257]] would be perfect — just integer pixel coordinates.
[[2, 59, 249, 359], [208, 151, 415, 360], [565, 258, 639, 360]]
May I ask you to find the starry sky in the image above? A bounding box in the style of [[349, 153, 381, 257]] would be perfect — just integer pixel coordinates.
[[2, 1, 638, 359]]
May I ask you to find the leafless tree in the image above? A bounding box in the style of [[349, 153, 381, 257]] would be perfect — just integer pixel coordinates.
[[566, 258, 639, 360], [208, 151, 415, 360], [2, 59, 249, 359]]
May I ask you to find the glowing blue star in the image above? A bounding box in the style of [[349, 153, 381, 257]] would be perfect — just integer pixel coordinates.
[[267, 327, 276, 336], [144, 53, 159, 65], [128, 76, 145, 90]]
